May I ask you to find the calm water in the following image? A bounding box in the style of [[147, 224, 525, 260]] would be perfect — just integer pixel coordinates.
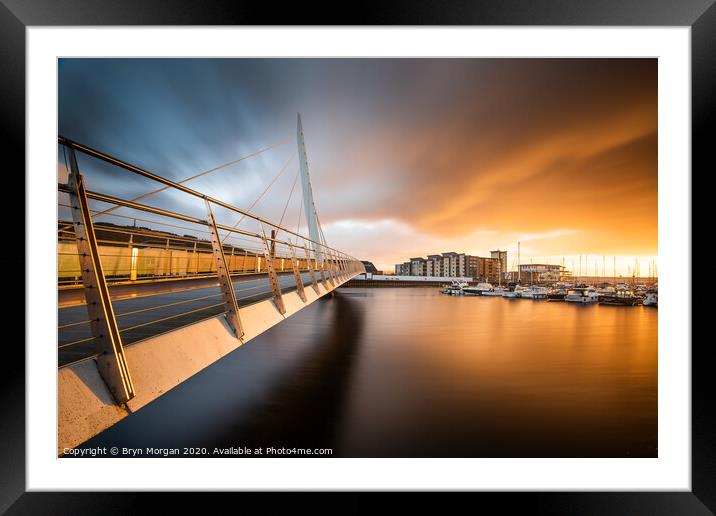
[[81, 287, 658, 457]]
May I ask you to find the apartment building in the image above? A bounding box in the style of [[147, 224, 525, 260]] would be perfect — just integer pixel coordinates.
[[396, 251, 505, 282]]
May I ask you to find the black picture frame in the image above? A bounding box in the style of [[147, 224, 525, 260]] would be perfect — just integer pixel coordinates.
[[3, 1, 710, 513]]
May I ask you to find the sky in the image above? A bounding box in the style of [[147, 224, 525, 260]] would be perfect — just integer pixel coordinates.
[[58, 58, 657, 275]]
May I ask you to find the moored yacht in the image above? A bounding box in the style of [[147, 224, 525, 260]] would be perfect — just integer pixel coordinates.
[[564, 287, 599, 304], [502, 288, 521, 299], [512, 285, 531, 298], [596, 285, 616, 297], [463, 282, 494, 296], [598, 288, 642, 306], [520, 286, 549, 299], [642, 290, 658, 307], [547, 287, 567, 301], [441, 280, 468, 295]]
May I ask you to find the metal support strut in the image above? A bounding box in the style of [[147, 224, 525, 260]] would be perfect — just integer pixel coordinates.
[[323, 253, 335, 288], [327, 252, 338, 284], [205, 199, 244, 338], [262, 235, 286, 314], [303, 246, 321, 295], [66, 147, 135, 404], [288, 243, 307, 302]]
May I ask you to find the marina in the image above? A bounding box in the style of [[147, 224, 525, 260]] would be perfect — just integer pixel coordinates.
[[437, 280, 657, 307]]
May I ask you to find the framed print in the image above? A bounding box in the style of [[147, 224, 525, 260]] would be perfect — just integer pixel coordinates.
[[4, 0, 711, 512]]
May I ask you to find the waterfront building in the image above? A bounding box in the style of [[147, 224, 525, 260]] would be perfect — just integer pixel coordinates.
[[441, 252, 466, 277], [491, 250, 508, 277], [410, 257, 427, 276], [426, 254, 443, 276], [393, 251, 504, 282], [394, 262, 411, 275], [464, 255, 501, 282], [519, 264, 564, 284]]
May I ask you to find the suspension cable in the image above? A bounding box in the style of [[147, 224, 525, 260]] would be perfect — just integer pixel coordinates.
[[220, 151, 295, 244], [277, 169, 300, 232]]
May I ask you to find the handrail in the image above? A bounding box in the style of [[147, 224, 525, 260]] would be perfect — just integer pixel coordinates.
[[57, 182, 351, 261], [58, 136, 358, 262]]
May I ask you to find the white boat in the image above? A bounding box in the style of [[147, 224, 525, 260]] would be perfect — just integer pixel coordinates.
[[520, 286, 549, 299], [513, 285, 531, 297], [502, 289, 521, 299], [596, 286, 616, 297], [547, 288, 567, 301], [642, 291, 658, 307], [442, 280, 468, 295], [482, 287, 505, 296], [598, 288, 642, 306], [564, 287, 599, 303], [462, 282, 494, 296], [515, 285, 534, 298]]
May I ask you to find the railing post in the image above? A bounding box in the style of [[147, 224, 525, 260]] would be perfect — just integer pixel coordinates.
[[327, 251, 338, 283], [332, 252, 341, 281], [338, 254, 347, 279], [302, 246, 321, 295], [65, 146, 135, 404], [287, 243, 307, 302], [322, 250, 335, 287], [205, 199, 244, 339], [262, 235, 286, 314]]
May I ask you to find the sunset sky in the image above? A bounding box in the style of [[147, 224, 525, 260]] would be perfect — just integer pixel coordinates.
[[58, 58, 657, 275]]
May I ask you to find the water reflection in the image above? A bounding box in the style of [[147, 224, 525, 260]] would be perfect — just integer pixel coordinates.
[[81, 288, 657, 457]]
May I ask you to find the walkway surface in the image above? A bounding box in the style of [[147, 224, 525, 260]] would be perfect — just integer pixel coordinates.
[[58, 272, 315, 367]]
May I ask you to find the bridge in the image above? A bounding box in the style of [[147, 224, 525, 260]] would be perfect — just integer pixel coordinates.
[[57, 115, 364, 454]]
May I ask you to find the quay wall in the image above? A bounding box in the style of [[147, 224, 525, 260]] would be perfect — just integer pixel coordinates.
[[342, 274, 473, 288], [342, 279, 451, 288]]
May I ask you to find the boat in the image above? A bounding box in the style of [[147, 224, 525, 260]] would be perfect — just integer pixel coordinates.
[[564, 287, 599, 304], [482, 287, 505, 296], [502, 289, 521, 299], [441, 280, 468, 295], [520, 286, 549, 299], [462, 282, 494, 296], [531, 286, 549, 299], [642, 291, 658, 307], [515, 285, 532, 299], [547, 288, 567, 301], [598, 288, 642, 306], [596, 285, 616, 297]]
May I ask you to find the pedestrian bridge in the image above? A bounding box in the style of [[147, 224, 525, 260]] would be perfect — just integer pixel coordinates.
[[57, 116, 364, 454]]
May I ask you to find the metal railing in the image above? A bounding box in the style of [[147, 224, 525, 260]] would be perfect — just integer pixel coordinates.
[[57, 136, 365, 404]]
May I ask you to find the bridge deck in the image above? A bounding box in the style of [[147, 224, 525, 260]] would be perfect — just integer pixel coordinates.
[[58, 272, 315, 367]]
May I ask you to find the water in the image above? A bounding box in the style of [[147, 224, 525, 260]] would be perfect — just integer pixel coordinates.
[[80, 287, 658, 457]]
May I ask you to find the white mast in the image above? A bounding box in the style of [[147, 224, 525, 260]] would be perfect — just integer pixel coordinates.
[[613, 256, 616, 284], [517, 241, 521, 283], [296, 113, 322, 258]]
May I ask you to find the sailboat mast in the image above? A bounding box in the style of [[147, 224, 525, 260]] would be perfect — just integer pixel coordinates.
[[613, 256, 616, 285], [517, 241, 521, 283]]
